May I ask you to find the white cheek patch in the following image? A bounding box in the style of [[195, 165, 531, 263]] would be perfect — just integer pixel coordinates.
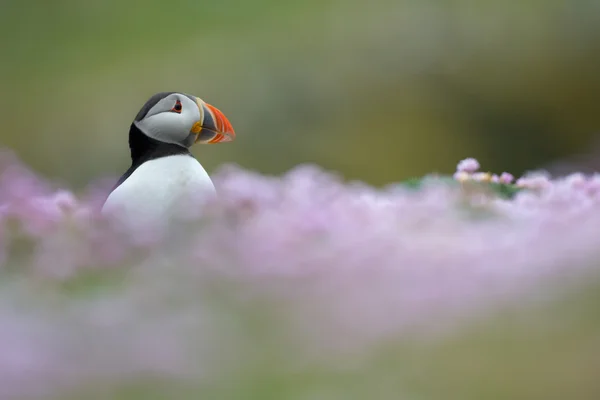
[[135, 94, 201, 147], [180, 96, 202, 125], [142, 97, 172, 119]]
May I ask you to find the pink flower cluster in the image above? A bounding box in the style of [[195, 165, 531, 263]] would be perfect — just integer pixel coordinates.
[[1, 152, 600, 398], [454, 157, 515, 184]]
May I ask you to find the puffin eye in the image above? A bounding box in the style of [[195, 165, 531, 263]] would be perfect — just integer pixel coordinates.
[[171, 100, 183, 113]]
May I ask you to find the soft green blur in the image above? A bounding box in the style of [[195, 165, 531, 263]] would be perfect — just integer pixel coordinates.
[[2, 0, 600, 187], [56, 269, 600, 400]]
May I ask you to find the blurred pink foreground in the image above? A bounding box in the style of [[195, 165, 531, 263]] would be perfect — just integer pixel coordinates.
[[0, 150, 599, 399]]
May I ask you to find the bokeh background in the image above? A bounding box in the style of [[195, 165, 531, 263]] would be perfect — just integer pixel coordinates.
[[2, 2, 600, 399], [2, 0, 600, 189]]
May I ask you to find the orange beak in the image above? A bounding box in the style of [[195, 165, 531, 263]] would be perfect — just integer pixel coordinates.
[[191, 98, 236, 144]]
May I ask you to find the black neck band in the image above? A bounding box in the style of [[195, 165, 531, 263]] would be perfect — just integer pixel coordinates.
[[110, 123, 191, 192]]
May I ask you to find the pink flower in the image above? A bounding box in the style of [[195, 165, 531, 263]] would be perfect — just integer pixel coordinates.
[[1, 153, 600, 398], [453, 171, 470, 182], [456, 158, 480, 173], [516, 173, 552, 190], [499, 172, 514, 184]]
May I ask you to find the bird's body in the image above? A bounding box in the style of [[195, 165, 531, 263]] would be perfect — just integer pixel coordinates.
[[100, 91, 235, 235], [102, 154, 216, 231]]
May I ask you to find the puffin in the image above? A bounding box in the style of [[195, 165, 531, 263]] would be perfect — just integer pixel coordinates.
[[101, 91, 235, 234]]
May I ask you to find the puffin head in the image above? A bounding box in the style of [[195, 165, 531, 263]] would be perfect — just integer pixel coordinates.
[[132, 92, 235, 148]]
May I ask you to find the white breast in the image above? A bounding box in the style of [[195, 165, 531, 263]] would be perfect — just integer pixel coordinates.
[[101, 155, 216, 236]]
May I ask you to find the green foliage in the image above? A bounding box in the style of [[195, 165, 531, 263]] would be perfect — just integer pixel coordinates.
[[58, 267, 129, 298], [398, 176, 524, 199]]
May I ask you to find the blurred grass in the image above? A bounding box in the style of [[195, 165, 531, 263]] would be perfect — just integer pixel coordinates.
[[390, 276, 600, 400], [52, 270, 600, 400], [2, 0, 600, 187]]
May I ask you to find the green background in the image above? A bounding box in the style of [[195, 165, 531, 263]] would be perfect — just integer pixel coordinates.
[[2, 0, 600, 188]]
